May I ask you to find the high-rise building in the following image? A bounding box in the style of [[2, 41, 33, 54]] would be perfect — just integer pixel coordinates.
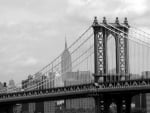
[[131, 71, 150, 113], [21, 75, 36, 113], [22, 75, 34, 91], [64, 71, 94, 109], [22, 72, 56, 113], [8, 79, 22, 113], [21, 68, 58, 113], [142, 71, 150, 113], [7, 79, 16, 92], [0, 82, 4, 90], [61, 40, 94, 111], [9, 79, 15, 87], [61, 40, 72, 74], [44, 101, 55, 113], [29, 103, 35, 113], [44, 72, 56, 113]]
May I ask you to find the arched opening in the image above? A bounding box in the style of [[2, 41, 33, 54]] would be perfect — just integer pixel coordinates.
[[107, 34, 116, 75], [109, 102, 117, 113]]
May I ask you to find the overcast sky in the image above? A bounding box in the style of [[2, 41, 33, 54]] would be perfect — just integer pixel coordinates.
[[0, 0, 150, 83]]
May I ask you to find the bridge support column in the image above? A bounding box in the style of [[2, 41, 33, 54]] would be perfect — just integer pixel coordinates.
[[124, 97, 131, 113], [121, 97, 131, 113], [95, 96, 101, 113], [116, 99, 122, 113], [94, 95, 109, 113], [115, 95, 132, 113]]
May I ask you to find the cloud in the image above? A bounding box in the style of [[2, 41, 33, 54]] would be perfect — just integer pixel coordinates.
[[67, 0, 148, 22], [123, 0, 147, 15], [0, 0, 149, 84], [21, 57, 38, 66]]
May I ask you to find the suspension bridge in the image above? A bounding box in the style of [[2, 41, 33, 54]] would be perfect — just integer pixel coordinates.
[[0, 17, 150, 113]]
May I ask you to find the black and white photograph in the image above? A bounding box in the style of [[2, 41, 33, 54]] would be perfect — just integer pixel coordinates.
[[0, 0, 150, 113]]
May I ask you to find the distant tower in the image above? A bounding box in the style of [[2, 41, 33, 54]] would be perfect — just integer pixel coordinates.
[[92, 17, 129, 82], [9, 79, 15, 88], [61, 39, 72, 74]]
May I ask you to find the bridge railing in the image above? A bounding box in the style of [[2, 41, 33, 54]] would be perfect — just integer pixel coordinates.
[[0, 25, 95, 93], [1, 18, 150, 94]]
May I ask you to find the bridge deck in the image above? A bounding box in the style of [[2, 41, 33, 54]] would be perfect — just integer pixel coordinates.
[[0, 78, 150, 104]]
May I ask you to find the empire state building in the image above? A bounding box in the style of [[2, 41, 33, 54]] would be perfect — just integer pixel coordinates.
[[61, 40, 72, 75]]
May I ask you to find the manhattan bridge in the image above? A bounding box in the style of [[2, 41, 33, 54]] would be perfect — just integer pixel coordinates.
[[1, 17, 150, 113]]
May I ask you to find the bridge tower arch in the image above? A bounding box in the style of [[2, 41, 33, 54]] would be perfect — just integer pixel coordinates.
[[92, 17, 130, 83], [92, 17, 131, 113]]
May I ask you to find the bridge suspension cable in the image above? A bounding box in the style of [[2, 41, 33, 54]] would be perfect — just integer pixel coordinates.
[[1, 38, 94, 92], [101, 23, 150, 77], [2, 21, 150, 94], [0, 25, 94, 93], [121, 24, 150, 44], [38, 25, 92, 73], [24, 44, 94, 91], [130, 26, 150, 40], [22, 33, 94, 91], [107, 23, 150, 48]]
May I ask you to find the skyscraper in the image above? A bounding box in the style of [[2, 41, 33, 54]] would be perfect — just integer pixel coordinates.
[[8, 79, 15, 88], [44, 72, 56, 113], [61, 39, 72, 75], [61, 39, 94, 111], [8, 79, 16, 92]]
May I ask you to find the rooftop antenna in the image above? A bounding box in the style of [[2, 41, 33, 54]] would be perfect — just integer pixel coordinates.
[[65, 35, 67, 49]]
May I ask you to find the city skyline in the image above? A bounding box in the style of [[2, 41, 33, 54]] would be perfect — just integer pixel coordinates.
[[0, 2, 150, 112], [0, 0, 150, 83]]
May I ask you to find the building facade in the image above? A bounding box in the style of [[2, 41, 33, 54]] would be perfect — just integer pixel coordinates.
[[44, 72, 56, 113], [131, 71, 150, 113], [22, 75, 36, 113], [61, 40, 94, 111], [61, 40, 72, 74], [21, 73, 56, 113]]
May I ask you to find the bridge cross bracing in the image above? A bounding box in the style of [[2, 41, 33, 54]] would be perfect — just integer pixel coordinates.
[[0, 17, 150, 113], [0, 17, 150, 92]]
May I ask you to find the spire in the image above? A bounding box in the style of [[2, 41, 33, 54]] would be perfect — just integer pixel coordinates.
[[65, 36, 67, 49]]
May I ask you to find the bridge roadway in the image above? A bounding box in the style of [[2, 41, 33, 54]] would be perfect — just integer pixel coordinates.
[[0, 78, 150, 104]]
